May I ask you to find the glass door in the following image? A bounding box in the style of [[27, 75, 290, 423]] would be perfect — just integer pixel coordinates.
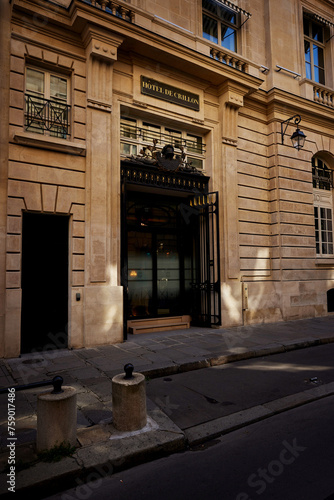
[[156, 233, 180, 315], [127, 231, 153, 317]]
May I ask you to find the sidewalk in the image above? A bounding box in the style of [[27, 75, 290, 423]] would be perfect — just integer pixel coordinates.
[[0, 316, 333, 498]]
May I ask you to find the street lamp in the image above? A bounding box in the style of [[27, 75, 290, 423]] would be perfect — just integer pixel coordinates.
[[281, 114, 306, 150]]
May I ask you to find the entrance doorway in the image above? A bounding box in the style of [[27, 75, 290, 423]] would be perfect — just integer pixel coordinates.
[[122, 189, 221, 333], [125, 194, 194, 320], [21, 213, 69, 353]]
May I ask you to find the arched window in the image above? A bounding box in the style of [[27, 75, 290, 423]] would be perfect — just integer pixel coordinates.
[[312, 157, 333, 256]]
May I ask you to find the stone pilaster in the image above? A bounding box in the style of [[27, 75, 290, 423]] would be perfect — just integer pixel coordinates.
[[218, 83, 244, 281], [82, 26, 124, 345]]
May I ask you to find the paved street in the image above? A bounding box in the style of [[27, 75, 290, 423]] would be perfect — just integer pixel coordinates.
[[45, 395, 334, 500], [0, 316, 334, 497], [146, 342, 334, 430]]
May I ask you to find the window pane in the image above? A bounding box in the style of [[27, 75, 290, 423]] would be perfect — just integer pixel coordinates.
[[219, 6, 236, 25], [142, 122, 161, 142], [303, 18, 309, 37], [187, 134, 203, 153], [203, 14, 218, 43], [121, 117, 137, 138], [203, 0, 217, 15], [50, 76, 67, 101], [304, 41, 311, 62], [221, 25, 236, 52], [305, 62, 312, 80], [188, 157, 203, 170], [165, 128, 182, 149], [312, 22, 323, 43], [26, 68, 44, 95], [313, 45, 324, 68], [121, 143, 137, 155], [314, 66, 324, 84], [318, 67, 325, 85]]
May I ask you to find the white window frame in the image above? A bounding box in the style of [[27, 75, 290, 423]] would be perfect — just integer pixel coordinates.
[[303, 14, 326, 85], [202, 0, 239, 52], [25, 66, 70, 138], [313, 157, 334, 256]]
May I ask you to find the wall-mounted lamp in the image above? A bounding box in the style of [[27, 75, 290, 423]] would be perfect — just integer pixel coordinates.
[[281, 114, 306, 150]]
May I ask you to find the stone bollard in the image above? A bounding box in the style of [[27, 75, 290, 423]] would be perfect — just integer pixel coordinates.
[[112, 364, 147, 432], [37, 377, 77, 452]]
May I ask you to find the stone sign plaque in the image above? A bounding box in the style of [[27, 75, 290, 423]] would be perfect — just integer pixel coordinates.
[[141, 76, 200, 111]]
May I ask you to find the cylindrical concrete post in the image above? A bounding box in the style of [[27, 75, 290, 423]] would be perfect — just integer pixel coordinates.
[[112, 367, 147, 432], [37, 386, 77, 452]]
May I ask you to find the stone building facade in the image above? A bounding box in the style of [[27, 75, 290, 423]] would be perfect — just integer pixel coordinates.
[[1, 0, 334, 357]]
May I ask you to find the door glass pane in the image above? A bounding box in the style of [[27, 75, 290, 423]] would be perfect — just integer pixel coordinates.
[[128, 232, 153, 317], [157, 233, 180, 315]]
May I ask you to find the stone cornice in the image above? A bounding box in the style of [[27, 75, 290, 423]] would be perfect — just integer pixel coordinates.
[[13, 132, 86, 156], [266, 87, 334, 125], [69, 0, 263, 94]]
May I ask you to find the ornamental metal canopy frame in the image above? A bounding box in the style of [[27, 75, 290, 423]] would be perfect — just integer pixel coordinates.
[[121, 159, 210, 195]]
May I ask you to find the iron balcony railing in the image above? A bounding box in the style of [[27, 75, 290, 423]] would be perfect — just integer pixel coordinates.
[[120, 123, 205, 154], [25, 94, 71, 139]]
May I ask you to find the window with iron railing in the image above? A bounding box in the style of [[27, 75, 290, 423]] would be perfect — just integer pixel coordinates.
[[120, 117, 206, 170], [25, 68, 70, 139]]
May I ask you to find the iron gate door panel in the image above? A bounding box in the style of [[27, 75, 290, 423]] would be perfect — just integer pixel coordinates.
[[188, 192, 221, 327]]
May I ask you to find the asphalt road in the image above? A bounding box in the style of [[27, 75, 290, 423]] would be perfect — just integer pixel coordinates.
[[145, 343, 334, 429], [46, 394, 334, 500]]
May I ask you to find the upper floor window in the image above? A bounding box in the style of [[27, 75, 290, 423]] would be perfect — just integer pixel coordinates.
[[312, 157, 333, 256], [120, 116, 205, 170], [304, 15, 325, 84], [25, 67, 70, 139], [202, 0, 238, 52]]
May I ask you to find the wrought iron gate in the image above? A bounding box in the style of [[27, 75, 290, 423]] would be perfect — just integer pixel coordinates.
[[188, 192, 221, 327]]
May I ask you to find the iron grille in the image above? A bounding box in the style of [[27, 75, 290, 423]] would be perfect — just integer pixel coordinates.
[[120, 122, 205, 154], [25, 94, 70, 138]]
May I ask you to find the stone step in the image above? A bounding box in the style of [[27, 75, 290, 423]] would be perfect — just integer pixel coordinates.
[[128, 315, 191, 334]]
